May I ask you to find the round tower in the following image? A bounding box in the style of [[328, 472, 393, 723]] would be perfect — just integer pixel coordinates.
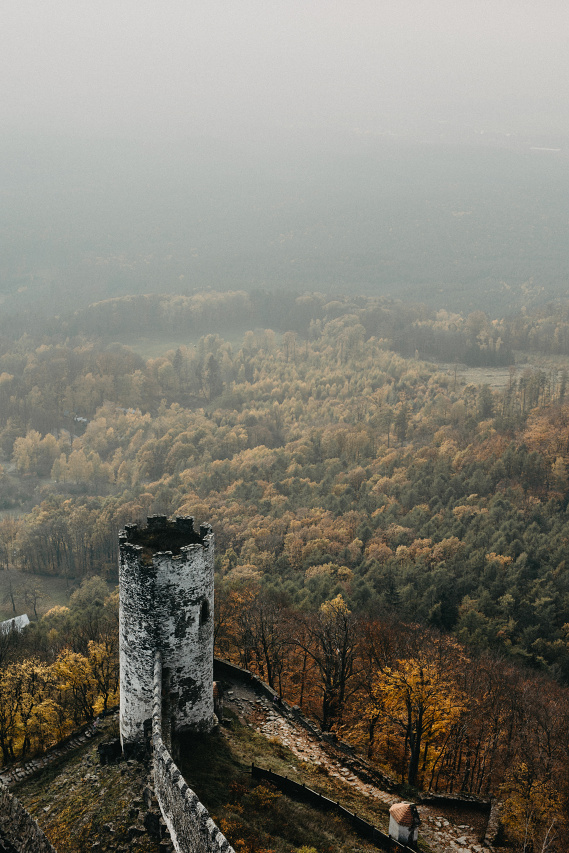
[[119, 515, 216, 751]]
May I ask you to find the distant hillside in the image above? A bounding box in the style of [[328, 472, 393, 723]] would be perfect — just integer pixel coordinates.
[[1, 133, 568, 319]]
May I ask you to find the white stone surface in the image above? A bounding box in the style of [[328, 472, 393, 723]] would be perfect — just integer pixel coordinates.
[[119, 517, 216, 748]]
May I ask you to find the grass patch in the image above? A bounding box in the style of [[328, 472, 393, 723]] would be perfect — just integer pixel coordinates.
[[118, 329, 252, 360], [0, 570, 117, 622], [14, 717, 163, 852], [0, 570, 77, 622]]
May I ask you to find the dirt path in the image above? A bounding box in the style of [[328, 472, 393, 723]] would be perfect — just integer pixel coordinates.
[[224, 679, 493, 853]]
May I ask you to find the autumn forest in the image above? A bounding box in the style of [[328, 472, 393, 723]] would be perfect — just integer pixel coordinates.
[[3, 289, 569, 850]]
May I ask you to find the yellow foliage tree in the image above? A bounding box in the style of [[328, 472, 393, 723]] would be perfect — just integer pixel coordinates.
[[367, 656, 467, 787], [501, 762, 563, 853], [54, 649, 98, 724], [88, 639, 119, 714], [15, 658, 54, 759], [295, 594, 359, 731], [0, 664, 21, 763]]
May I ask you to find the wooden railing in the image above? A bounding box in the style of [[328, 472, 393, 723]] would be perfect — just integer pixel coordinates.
[[251, 763, 413, 852]]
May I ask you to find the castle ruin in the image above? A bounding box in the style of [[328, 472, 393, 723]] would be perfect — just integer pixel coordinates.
[[119, 514, 234, 853], [0, 515, 233, 853], [119, 515, 217, 751]]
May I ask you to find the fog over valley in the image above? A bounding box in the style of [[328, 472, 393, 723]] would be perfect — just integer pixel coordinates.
[[2, 1, 569, 317]]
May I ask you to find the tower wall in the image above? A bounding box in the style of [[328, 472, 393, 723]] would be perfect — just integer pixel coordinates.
[[119, 516, 216, 750], [155, 538, 215, 733], [119, 538, 157, 747]]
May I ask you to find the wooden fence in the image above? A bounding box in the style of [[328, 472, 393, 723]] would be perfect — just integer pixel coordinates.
[[251, 764, 413, 852]]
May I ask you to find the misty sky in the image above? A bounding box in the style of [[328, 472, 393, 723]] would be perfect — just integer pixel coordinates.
[[3, 0, 569, 144]]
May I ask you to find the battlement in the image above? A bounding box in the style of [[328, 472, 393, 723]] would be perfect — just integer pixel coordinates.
[[152, 652, 234, 853], [120, 516, 212, 564]]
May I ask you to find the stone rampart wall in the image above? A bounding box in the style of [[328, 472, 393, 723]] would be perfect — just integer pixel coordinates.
[[152, 652, 235, 853], [0, 780, 56, 853]]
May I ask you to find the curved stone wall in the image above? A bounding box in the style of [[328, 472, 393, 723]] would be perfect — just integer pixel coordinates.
[[0, 781, 56, 853]]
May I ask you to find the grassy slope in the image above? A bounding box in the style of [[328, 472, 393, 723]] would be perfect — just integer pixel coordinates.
[[14, 709, 406, 853], [177, 711, 402, 853], [0, 570, 74, 622], [14, 717, 163, 853]]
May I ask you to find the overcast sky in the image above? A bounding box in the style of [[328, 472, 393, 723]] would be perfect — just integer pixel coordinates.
[[2, 0, 569, 145]]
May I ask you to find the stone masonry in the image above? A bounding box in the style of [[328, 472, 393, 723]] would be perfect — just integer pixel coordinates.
[[119, 515, 233, 853], [152, 652, 235, 853], [0, 780, 56, 853], [119, 516, 217, 751]]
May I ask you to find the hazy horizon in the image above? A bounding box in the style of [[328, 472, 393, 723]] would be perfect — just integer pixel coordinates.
[[4, 1, 569, 143], [2, 1, 569, 319]]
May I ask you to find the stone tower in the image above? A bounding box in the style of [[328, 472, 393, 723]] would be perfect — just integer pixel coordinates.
[[119, 515, 216, 751]]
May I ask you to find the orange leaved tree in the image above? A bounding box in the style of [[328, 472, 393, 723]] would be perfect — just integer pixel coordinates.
[[366, 655, 466, 787]]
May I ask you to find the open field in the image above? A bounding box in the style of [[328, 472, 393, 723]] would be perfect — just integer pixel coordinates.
[[118, 329, 253, 360], [436, 352, 569, 390], [0, 570, 113, 623]]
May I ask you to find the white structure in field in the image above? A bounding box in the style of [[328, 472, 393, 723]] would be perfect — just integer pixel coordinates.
[[119, 515, 216, 751], [0, 614, 30, 634]]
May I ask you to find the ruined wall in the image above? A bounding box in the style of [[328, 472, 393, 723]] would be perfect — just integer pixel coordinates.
[[0, 781, 56, 853], [119, 516, 216, 748], [152, 653, 234, 853]]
